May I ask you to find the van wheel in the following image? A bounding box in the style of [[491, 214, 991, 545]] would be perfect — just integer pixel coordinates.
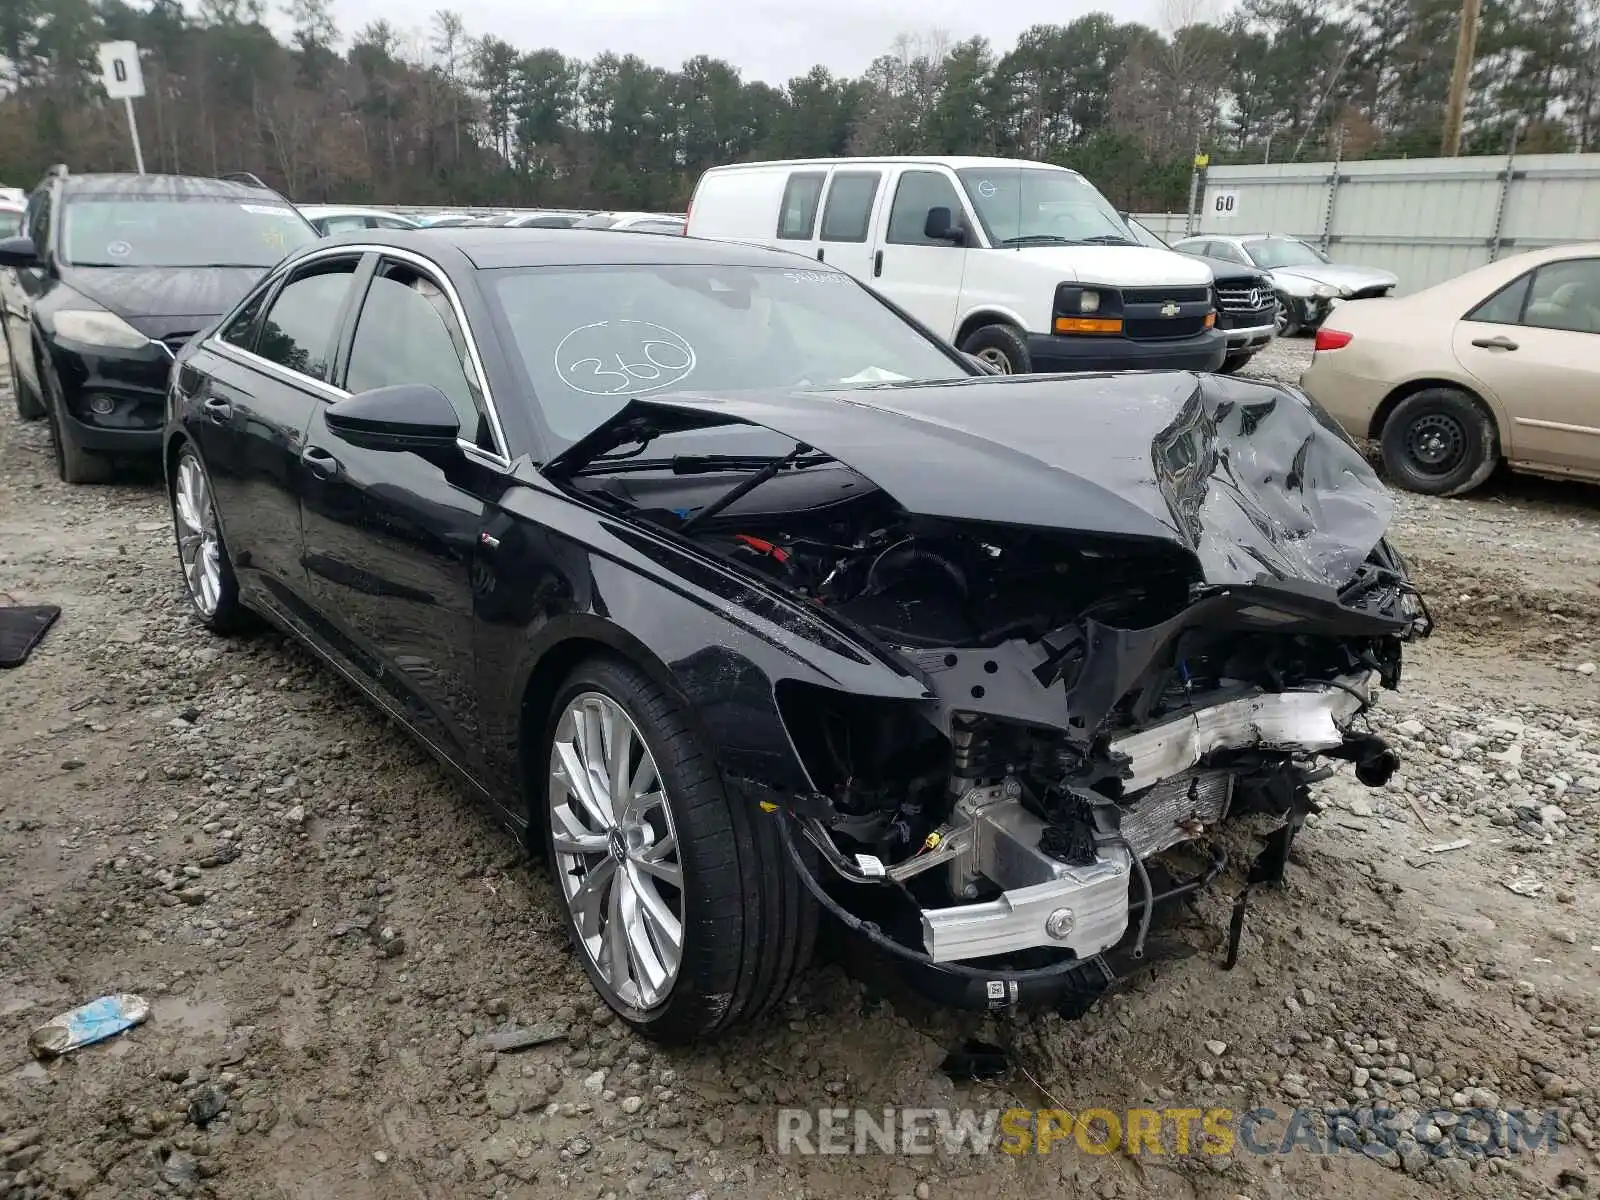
[[959, 324, 1031, 374], [1379, 388, 1498, 497], [42, 360, 113, 484]]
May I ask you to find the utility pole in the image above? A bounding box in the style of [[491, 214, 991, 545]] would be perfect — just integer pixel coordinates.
[[1441, 0, 1483, 156]]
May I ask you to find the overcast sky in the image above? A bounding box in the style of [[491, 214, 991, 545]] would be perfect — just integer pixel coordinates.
[[266, 0, 1162, 87]]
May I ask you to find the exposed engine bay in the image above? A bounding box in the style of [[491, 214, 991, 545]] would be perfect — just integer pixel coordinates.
[[548, 375, 1434, 1002]]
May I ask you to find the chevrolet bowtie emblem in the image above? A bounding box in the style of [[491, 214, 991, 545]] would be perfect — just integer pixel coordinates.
[[1160, 301, 1181, 317]]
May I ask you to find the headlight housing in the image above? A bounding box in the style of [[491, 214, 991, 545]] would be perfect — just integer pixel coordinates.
[[53, 309, 153, 351], [1311, 283, 1339, 300]]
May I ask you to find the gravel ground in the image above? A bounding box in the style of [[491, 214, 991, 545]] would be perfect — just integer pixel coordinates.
[[3, 336, 1599, 1200]]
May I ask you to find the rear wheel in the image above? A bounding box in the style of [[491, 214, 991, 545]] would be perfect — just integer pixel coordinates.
[[541, 657, 816, 1043], [1379, 387, 1498, 496], [171, 445, 249, 632], [959, 323, 1031, 374]]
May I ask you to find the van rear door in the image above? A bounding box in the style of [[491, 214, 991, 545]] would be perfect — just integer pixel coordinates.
[[868, 167, 968, 340]]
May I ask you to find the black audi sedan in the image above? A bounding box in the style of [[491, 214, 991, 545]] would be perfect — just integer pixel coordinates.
[[164, 228, 1426, 1042], [0, 168, 318, 481]]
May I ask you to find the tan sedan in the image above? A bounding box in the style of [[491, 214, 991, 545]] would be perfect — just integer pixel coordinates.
[[1300, 243, 1600, 495]]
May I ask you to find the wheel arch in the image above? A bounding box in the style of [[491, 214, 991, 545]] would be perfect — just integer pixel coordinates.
[[1370, 377, 1508, 457], [954, 307, 1028, 347]]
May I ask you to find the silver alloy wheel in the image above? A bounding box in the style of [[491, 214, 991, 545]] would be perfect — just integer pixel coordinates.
[[174, 453, 224, 617], [975, 346, 1014, 374], [549, 692, 684, 1012]]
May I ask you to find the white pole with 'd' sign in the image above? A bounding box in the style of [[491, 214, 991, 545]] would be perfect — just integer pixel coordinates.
[[97, 41, 147, 174]]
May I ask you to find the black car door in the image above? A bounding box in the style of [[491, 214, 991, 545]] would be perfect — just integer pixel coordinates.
[[191, 253, 364, 612], [299, 253, 504, 778]]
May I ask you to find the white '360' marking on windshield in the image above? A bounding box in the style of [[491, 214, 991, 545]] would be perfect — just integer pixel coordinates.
[[554, 320, 698, 396]]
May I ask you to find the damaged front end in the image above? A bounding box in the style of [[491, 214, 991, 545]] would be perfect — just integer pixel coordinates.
[[547, 371, 1432, 1011]]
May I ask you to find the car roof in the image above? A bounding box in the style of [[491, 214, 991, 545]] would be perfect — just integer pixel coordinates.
[[312, 227, 827, 271], [57, 173, 288, 202], [708, 155, 1078, 173]]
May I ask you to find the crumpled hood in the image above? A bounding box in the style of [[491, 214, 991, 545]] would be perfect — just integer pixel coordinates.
[[1272, 263, 1398, 293], [549, 372, 1395, 592], [60, 265, 265, 337]]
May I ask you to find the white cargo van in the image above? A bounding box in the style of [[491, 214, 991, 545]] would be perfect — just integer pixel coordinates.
[[685, 156, 1223, 374]]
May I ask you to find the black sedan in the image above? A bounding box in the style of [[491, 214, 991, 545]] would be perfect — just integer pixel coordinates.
[[164, 228, 1427, 1042], [0, 169, 319, 482]]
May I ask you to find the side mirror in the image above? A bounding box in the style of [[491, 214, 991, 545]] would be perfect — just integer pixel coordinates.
[[325, 384, 461, 460], [923, 207, 965, 245], [0, 236, 39, 268]]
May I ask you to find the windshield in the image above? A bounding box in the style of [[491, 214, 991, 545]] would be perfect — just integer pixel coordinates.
[[61, 197, 317, 267], [0, 208, 21, 239], [956, 168, 1134, 247], [488, 263, 968, 444], [1244, 239, 1330, 269]]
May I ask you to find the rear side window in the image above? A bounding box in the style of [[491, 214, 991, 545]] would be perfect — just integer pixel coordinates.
[[777, 172, 825, 240], [820, 172, 881, 243], [1466, 272, 1531, 324], [255, 259, 357, 383], [886, 171, 963, 246]]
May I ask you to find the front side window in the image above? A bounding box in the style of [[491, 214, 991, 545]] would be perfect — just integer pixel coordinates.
[[487, 263, 968, 444], [60, 197, 318, 268], [1521, 259, 1600, 334], [254, 260, 356, 382], [345, 261, 491, 447], [1244, 238, 1330, 269], [886, 171, 965, 247], [319, 213, 372, 233], [955, 167, 1133, 247], [0, 208, 22, 238], [776, 172, 825, 240], [1125, 218, 1167, 250], [820, 172, 881, 243]]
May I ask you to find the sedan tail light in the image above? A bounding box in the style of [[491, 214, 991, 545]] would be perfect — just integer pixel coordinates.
[[1314, 328, 1353, 352]]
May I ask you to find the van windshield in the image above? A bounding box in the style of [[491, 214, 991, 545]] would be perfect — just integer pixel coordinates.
[[956, 168, 1135, 248]]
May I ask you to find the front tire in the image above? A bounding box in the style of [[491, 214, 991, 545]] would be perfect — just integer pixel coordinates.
[[959, 323, 1031, 374], [541, 657, 816, 1043], [1274, 295, 1302, 339], [1379, 387, 1498, 497], [170, 445, 249, 632]]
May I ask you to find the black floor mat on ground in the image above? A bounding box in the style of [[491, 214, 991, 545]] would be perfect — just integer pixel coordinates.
[[0, 605, 61, 668]]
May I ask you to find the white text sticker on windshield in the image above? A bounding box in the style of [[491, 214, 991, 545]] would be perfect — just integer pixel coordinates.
[[240, 204, 296, 217], [781, 270, 849, 284], [554, 320, 697, 397]]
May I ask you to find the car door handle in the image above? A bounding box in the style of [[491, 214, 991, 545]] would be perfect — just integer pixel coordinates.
[[300, 446, 340, 479], [873, 250, 884, 278], [1470, 335, 1518, 351], [815, 247, 824, 262], [202, 396, 233, 424]]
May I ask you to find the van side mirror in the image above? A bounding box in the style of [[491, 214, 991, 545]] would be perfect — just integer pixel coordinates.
[[0, 236, 38, 268], [923, 207, 965, 245]]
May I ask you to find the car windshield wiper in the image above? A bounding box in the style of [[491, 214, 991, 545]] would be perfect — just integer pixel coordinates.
[[575, 451, 832, 478], [999, 234, 1082, 247], [1081, 234, 1136, 245]]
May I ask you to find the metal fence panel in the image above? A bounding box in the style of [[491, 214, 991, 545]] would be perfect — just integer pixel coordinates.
[[1136, 153, 1600, 294]]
